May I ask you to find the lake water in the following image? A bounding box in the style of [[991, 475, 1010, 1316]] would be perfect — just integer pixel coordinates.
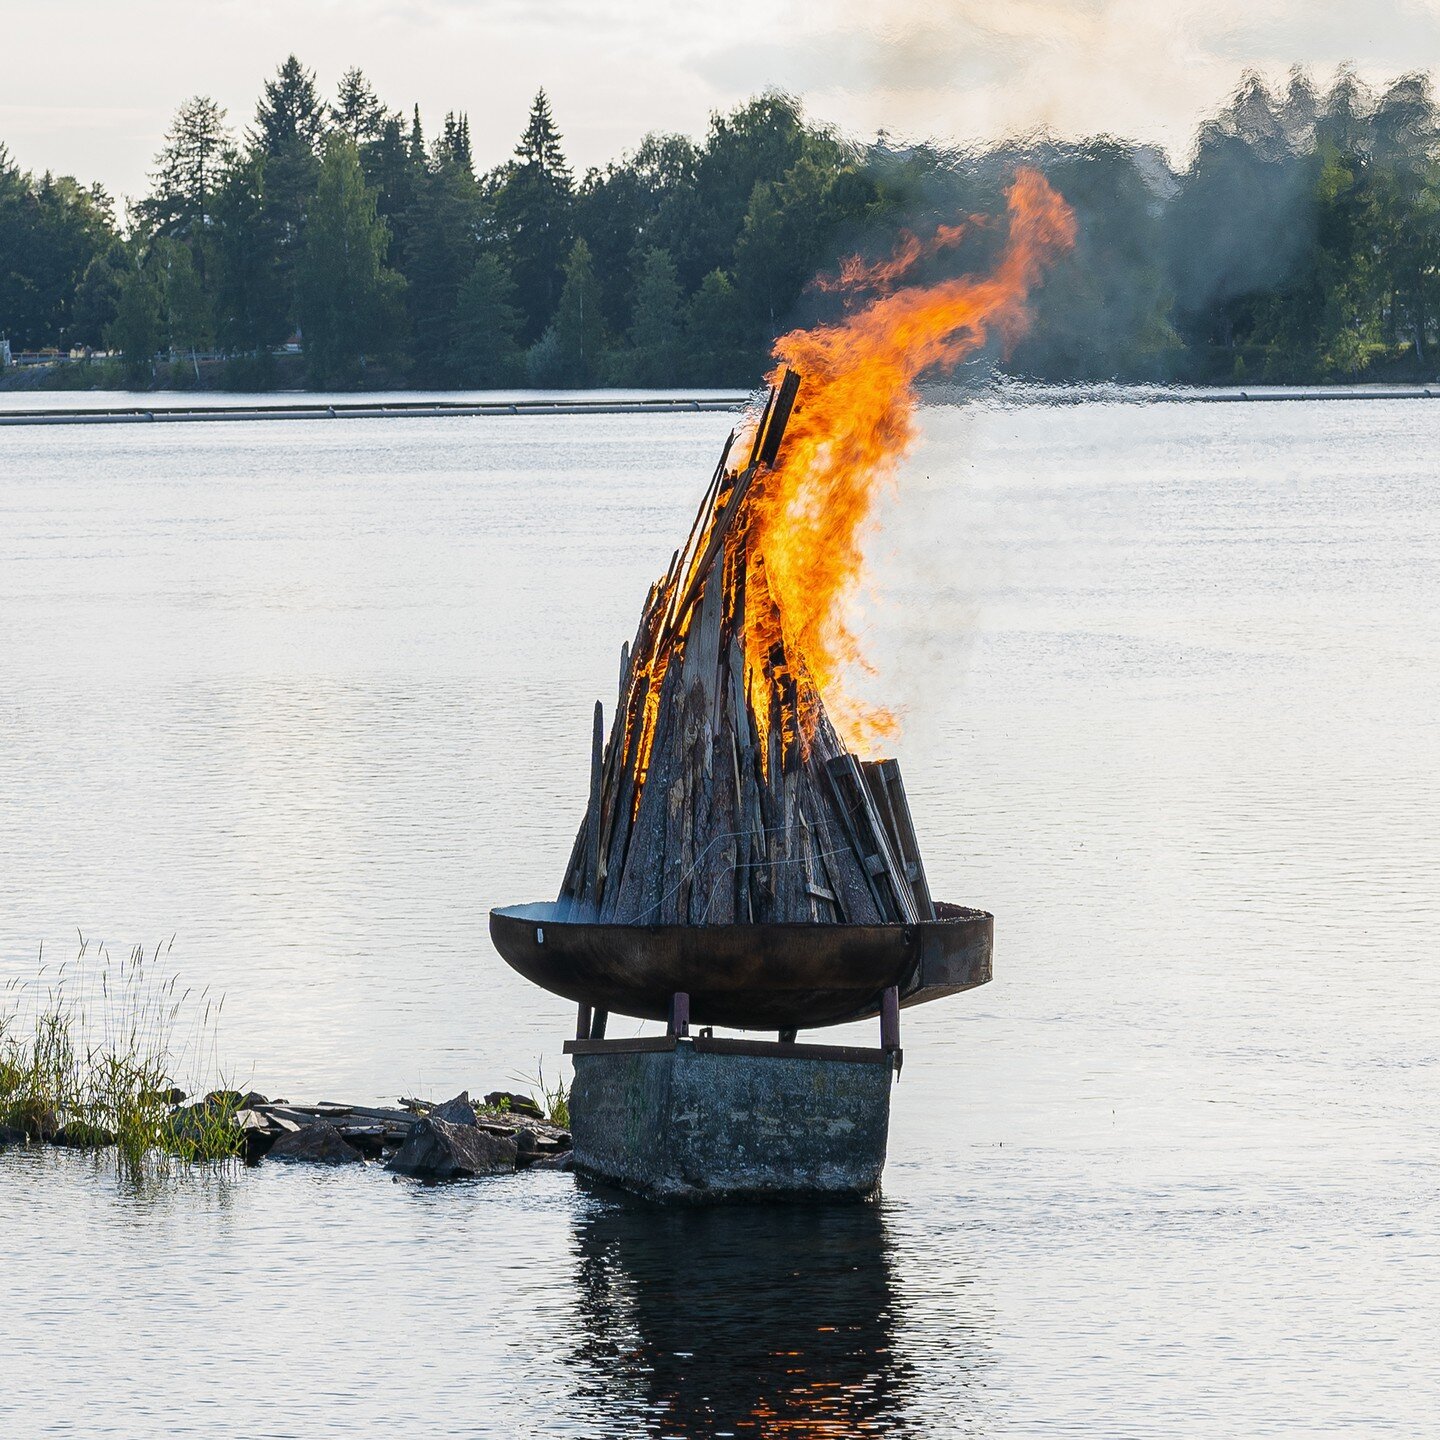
[[2, 393, 1437, 1436]]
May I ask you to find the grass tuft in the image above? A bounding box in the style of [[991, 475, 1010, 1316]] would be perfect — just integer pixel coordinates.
[[509, 1062, 570, 1129]]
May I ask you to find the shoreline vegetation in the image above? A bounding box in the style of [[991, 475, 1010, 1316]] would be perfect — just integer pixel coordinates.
[[3, 63, 1440, 394], [0, 942, 570, 1181]]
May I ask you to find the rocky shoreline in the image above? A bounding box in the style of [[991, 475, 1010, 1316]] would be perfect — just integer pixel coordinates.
[[1, 1088, 573, 1180]]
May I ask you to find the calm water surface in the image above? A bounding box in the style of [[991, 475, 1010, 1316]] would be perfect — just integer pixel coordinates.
[[1, 396, 1437, 1436]]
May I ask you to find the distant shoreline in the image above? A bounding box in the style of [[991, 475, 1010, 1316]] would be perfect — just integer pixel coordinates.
[[2, 382, 1437, 428]]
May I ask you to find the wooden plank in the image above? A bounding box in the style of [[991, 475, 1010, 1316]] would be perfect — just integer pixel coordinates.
[[755, 368, 801, 467], [564, 1036, 678, 1056], [828, 754, 918, 924], [820, 756, 892, 920], [584, 700, 604, 908], [873, 757, 936, 921], [747, 383, 779, 468]]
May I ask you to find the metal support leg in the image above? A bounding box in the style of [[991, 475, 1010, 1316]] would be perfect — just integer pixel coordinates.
[[576, 1003, 593, 1041], [591, 1009, 608, 1040], [880, 986, 900, 1051], [779, 1028, 797, 1044], [668, 992, 690, 1038]]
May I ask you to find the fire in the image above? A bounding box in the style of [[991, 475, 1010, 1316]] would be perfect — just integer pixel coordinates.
[[741, 168, 1077, 751], [612, 168, 1075, 807]]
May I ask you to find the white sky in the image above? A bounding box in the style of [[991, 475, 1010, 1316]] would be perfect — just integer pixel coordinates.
[[4, 0, 1438, 204]]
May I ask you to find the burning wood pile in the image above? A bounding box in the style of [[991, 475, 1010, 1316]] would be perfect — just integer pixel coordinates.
[[559, 368, 933, 927], [557, 169, 1077, 931]]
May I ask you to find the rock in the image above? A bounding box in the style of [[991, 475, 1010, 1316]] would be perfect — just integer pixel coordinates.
[[166, 1096, 278, 1158], [237, 1091, 268, 1110], [12, 1102, 60, 1142], [528, 1151, 574, 1172], [51, 1121, 116, 1149], [386, 1116, 517, 1180], [0, 1121, 26, 1147], [236, 1108, 278, 1162], [483, 1090, 545, 1121], [514, 1128, 572, 1166], [142, 1086, 187, 1106], [268, 1120, 363, 1166], [512, 1128, 567, 1163], [336, 1126, 389, 1159], [430, 1091, 477, 1127]]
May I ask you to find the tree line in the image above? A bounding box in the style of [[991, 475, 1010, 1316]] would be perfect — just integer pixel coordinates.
[[2, 59, 1438, 389]]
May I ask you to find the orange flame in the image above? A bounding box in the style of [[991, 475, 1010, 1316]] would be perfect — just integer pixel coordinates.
[[742, 168, 1077, 751]]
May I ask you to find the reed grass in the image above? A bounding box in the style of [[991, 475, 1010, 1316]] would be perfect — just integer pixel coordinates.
[[0, 936, 242, 1172], [509, 1062, 570, 1129]]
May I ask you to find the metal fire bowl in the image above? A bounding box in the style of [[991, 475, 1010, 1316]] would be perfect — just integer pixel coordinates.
[[488, 900, 993, 1032]]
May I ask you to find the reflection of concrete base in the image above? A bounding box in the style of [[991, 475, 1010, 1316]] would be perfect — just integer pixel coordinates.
[[563, 1034, 896, 1203]]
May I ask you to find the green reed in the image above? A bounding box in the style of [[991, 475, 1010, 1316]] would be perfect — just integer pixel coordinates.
[[0, 936, 242, 1172]]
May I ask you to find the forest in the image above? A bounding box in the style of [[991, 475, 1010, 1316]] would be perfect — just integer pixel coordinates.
[[2, 58, 1438, 389]]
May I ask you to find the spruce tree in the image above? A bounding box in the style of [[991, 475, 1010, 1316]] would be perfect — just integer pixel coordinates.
[[620, 246, 683, 385], [454, 253, 523, 387], [404, 126, 486, 382], [436, 113, 473, 172], [142, 97, 231, 238], [684, 269, 754, 385], [211, 154, 288, 357], [250, 56, 326, 157], [493, 90, 575, 340], [297, 136, 404, 384], [332, 68, 389, 146], [249, 55, 325, 331], [363, 113, 423, 267], [529, 236, 606, 386], [72, 242, 128, 347]]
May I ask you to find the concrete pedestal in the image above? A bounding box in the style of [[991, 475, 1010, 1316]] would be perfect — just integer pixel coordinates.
[[562, 1034, 897, 1203]]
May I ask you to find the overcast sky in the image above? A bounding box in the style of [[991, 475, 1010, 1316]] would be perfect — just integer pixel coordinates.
[[5, 0, 1438, 203]]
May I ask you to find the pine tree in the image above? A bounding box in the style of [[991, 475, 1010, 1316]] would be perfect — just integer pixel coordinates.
[[620, 246, 683, 385], [493, 90, 575, 339], [454, 253, 523, 386], [297, 136, 404, 384]]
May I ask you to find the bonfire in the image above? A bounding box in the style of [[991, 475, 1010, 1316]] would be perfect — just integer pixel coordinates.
[[557, 170, 1076, 930]]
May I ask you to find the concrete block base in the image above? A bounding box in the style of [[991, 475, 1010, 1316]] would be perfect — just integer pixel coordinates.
[[562, 1034, 897, 1203]]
